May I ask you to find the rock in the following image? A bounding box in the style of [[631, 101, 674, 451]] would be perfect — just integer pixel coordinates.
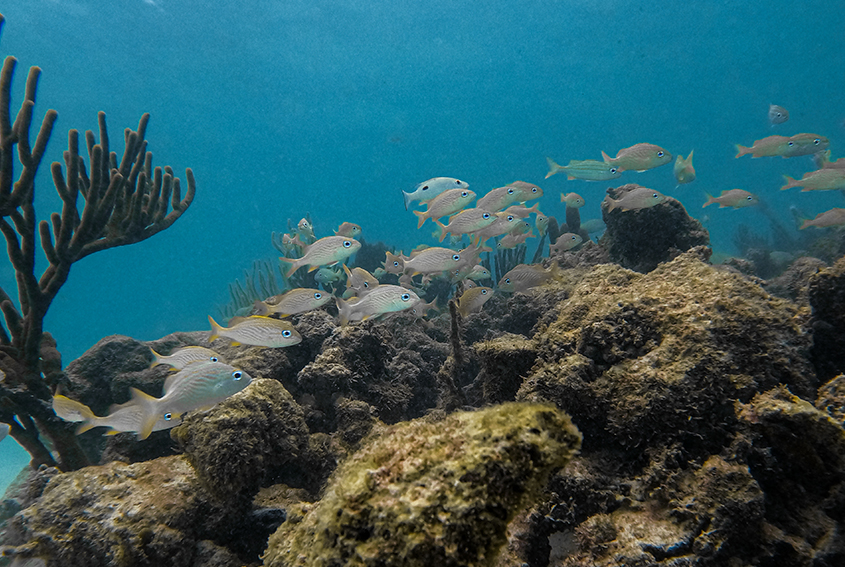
[[262, 403, 581, 567], [600, 184, 710, 273], [808, 256, 845, 381]]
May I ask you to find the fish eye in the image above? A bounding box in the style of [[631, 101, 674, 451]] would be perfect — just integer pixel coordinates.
[[652, 193, 659, 198], [507, 215, 515, 221], [814, 139, 821, 144], [164, 412, 172, 421], [210, 356, 219, 363], [452, 254, 461, 261], [282, 330, 292, 338], [422, 185, 429, 191], [507, 188, 514, 194], [531, 187, 538, 193], [314, 292, 322, 299], [657, 151, 664, 157], [481, 289, 488, 295], [401, 293, 411, 301], [788, 141, 795, 146], [570, 235, 577, 240], [746, 196, 753, 201], [461, 191, 468, 197], [482, 213, 491, 219], [393, 261, 399, 267], [505, 278, 511, 284], [232, 371, 243, 380], [363, 282, 370, 288], [343, 240, 352, 248], [610, 168, 617, 174], [456, 180, 463, 185]]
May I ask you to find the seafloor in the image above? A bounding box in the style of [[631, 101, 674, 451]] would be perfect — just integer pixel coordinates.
[[2, 195, 845, 567]]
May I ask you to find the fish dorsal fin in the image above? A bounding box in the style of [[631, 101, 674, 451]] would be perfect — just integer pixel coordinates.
[[130, 387, 159, 405]]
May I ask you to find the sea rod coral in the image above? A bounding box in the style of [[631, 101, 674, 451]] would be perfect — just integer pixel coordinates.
[[0, 13, 195, 470]]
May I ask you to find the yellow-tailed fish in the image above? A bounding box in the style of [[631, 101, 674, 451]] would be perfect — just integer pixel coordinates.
[[561, 192, 585, 208], [768, 104, 789, 126], [508, 219, 532, 235], [335, 222, 362, 238], [603, 187, 667, 212], [149, 346, 222, 370], [601, 143, 672, 172], [800, 208, 845, 229], [344, 265, 380, 296], [52, 394, 175, 436], [260, 288, 332, 316], [471, 212, 521, 243], [456, 286, 494, 317], [410, 298, 440, 318], [497, 231, 533, 249], [208, 315, 302, 347], [477, 181, 543, 211], [550, 233, 583, 256], [336, 285, 420, 325], [403, 247, 465, 275], [673, 151, 696, 185], [402, 177, 467, 210], [434, 208, 496, 242], [736, 133, 829, 158], [129, 361, 253, 439], [503, 202, 541, 218], [297, 218, 315, 241], [278, 235, 361, 277], [498, 263, 560, 293], [383, 251, 405, 274], [467, 265, 492, 281], [545, 157, 622, 181], [0, 422, 10, 443], [780, 168, 845, 191], [536, 214, 550, 236], [702, 189, 759, 208], [412, 188, 476, 228]]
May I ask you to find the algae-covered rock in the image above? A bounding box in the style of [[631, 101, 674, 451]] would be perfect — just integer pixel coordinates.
[[1, 456, 242, 567], [472, 333, 537, 404], [520, 250, 814, 458], [808, 256, 845, 381], [262, 402, 581, 567], [172, 379, 313, 503]]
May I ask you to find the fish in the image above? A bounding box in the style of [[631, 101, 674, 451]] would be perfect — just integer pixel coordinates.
[[603, 186, 667, 212], [545, 157, 622, 181], [477, 181, 543, 211], [149, 346, 223, 370], [297, 218, 315, 241], [498, 263, 560, 293], [467, 264, 492, 281], [813, 150, 845, 170], [412, 188, 477, 228], [409, 298, 440, 318], [336, 285, 420, 325], [434, 208, 497, 242], [402, 177, 468, 210], [497, 231, 533, 249], [780, 168, 845, 191], [278, 235, 361, 277], [601, 143, 672, 172], [129, 361, 253, 439], [314, 266, 343, 286], [456, 287, 494, 317], [768, 104, 789, 125], [471, 212, 521, 243], [335, 222, 362, 238], [735, 133, 829, 158], [536, 214, 550, 236], [673, 151, 696, 185], [580, 218, 606, 235], [52, 394, 176, 436], [561, 192, 585, 208], [702, 189, 759, 208], [502, 203, 542, 218], [799, 208, 845, 229], [258, 288, 332, 316], [383, 251, 405, 274], [402, 247, 466, 275], [208, 315, 302, 347], [0, 422, 10, 443], [344, 265, 380, 296], [550, 233, 583, 256]]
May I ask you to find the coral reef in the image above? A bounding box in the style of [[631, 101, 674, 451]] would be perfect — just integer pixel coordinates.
[[808, 256, 845, 381], [600, 184, 710, 272], [262, 402, 582, 567], [0, 14, 196, 470]]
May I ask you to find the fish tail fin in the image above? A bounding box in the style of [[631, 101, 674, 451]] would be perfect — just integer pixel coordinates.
[[402, 190, 412, 211], [434, 219, 448, 242], [278, 256, 301, 278], [603, 196, 618, 212], [148, 348, 163, 369], [545, 157, 560, 179], [702, 193, 717, 208], [735, 144, 751, 158], [253, 300, 270, 316], [601, 150, 612, 163], [128, 388, 160, 440], [412, 209, 428, 229], [208, 315, 224, 342], [799, 219, 812, 230], [75, 420, 99, 435], [52, 394, 95, 423], [780, 175, 796, 191], [336, 297, 351, 326]]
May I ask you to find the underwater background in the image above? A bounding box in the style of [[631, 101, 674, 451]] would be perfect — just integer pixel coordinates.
[[1, 0, 844, 492]]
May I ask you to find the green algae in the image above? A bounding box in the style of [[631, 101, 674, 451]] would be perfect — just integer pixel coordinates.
[[262, 402, 581, 567]]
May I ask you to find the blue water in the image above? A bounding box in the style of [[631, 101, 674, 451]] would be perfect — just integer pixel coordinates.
[[1, 0, 843, 489]]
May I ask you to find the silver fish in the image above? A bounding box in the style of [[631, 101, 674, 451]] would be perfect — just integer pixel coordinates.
[[149, 346, 223, 370], [209, 315, 302, 347], [768, 104, 789, 125], [456, 286, 494, 317], [344, 265, 380, 297], [260, 288, 332, 317], [546, 157, 622, 181], [279, 236, 361, 278], [603, 186, 667, 212], [336, 285, 420, 325], [550, 233, 583, 255], [403, 247, 466, 275], [52, 394, 176, 436], [402, 177, 468, 210], [498, 263, 560, 293], [477, 182, 543, 211]]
